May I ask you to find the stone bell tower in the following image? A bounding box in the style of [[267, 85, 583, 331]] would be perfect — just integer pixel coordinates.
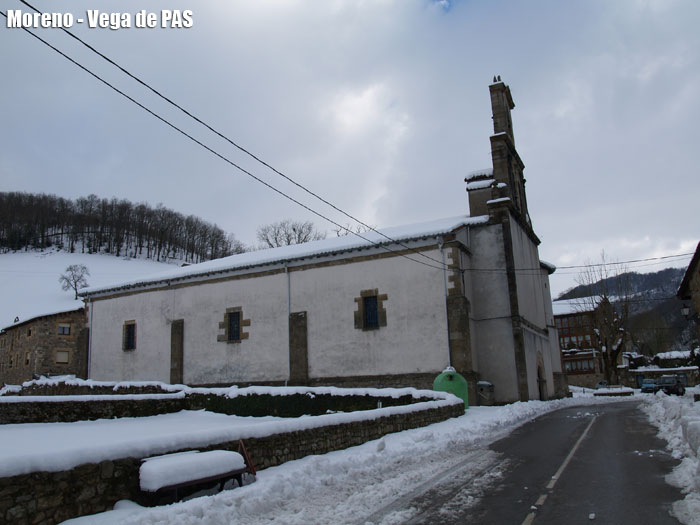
[[466, 77, 533, 233]]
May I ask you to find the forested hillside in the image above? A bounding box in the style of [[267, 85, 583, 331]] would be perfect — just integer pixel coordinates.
[[556, 267, 684, 303], [0, 192, 245, 263]]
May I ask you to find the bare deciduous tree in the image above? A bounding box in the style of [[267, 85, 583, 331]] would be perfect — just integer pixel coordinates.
[[257, 220, 326, 248], [59, 264, 90, 299], [574, 252, 631, 385], [333, 222, 375, 237]]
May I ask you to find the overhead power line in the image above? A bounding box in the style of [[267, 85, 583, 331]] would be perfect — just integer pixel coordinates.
[[556, 252, 694, 270], [16, 0, 450, 271], [1, 10, 453, 273], [4, 6, 695, 279]]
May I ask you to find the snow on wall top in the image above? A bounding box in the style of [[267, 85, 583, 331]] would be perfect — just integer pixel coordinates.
[[465, 168, 493, 182], [82, 214, 489, 296], [540, 260, 557, 274], [2, 376, 458, 402], [655, 350, 692, 360], [466, 179, 495, 191]]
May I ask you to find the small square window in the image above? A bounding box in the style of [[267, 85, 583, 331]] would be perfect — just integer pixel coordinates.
[[123, 321, 136, 351], [218, 307, 250, 344], [58, 323, 71, 336], [55, 350, 69, 364], [354, 289, 388, 331]]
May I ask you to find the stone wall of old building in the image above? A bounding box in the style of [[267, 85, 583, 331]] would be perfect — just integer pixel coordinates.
[[690, 264, 700, 342], [0, 309, 87, 386]]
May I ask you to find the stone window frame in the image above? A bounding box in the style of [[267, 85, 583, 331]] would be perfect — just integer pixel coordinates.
[[57, 323, 71, 336], [24, 351, 30, 366], [55, 350, 70, 364], [217, 306, 251, 344], [123, 320, 137, 351], [354, 289, 388, 331]]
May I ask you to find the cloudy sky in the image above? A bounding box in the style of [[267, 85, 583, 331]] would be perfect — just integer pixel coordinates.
[[1, 0, 698, 296]]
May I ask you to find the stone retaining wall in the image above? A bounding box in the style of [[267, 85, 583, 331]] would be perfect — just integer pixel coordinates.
[[0, 397, 186, 424], [1, 391, 428, 424], [0, 402, 463, 524]]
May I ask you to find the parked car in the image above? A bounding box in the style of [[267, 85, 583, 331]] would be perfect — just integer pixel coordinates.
[[640, 378, 656, 393], [655, 375, 686, 396]]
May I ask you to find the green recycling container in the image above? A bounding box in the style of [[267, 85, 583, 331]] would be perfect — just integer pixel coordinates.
[[433, 367, 469, 407]]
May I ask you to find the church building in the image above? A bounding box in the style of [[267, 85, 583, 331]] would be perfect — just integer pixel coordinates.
[[82, 80, 566, 404]]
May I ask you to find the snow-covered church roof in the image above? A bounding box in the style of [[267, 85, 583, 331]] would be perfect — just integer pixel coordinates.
[[82, 214, 490, 297]]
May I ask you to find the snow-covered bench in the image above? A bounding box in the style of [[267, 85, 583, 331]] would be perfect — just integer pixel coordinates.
[[140, 450, 250, 504]]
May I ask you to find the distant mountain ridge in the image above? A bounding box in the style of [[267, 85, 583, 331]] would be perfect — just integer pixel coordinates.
[[556, 267, 684, 302], [0, 192, 245, 264]]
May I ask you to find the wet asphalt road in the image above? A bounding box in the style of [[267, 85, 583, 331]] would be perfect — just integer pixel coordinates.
[[402, 401, 683, 525]]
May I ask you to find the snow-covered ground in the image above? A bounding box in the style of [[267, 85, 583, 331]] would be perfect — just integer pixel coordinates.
[[58, 392, 653, 525], [640, 387, 700, 525], [0, 411, 280, 478], [0, 387, 457, 478], [0, 250, 176, 329]]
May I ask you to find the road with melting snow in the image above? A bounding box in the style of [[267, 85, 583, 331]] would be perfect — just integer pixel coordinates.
[[368, 401, 683, 525]]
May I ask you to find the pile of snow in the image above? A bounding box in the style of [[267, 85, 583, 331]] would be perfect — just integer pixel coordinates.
[[0, 250, 176, 329], [12, 376, 187, 393], [63, 394, 626, 524], [635, 366, 699, 372], [0, 411, 279, 478], [5, 376, 455, 402], [640, 387, 700, 525], [656, 350, 692, 360]]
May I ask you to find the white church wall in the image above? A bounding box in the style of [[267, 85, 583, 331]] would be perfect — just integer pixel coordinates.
[[468, 223, 519, 402], [88, 246, 454, 384], [508, 216, 563, 396], [455, 237, 479, 372], [523, 329, 556, 399], [509, 217, 548, 329], [88, 271, 291, 384], [290, 248, 450, 379], [89, 290, 171, 382]]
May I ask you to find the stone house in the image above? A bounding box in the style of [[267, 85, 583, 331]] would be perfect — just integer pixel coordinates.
[[678, 241, 700, 343], [0, 308, 89, 386], [82, 80, 567, 404]]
